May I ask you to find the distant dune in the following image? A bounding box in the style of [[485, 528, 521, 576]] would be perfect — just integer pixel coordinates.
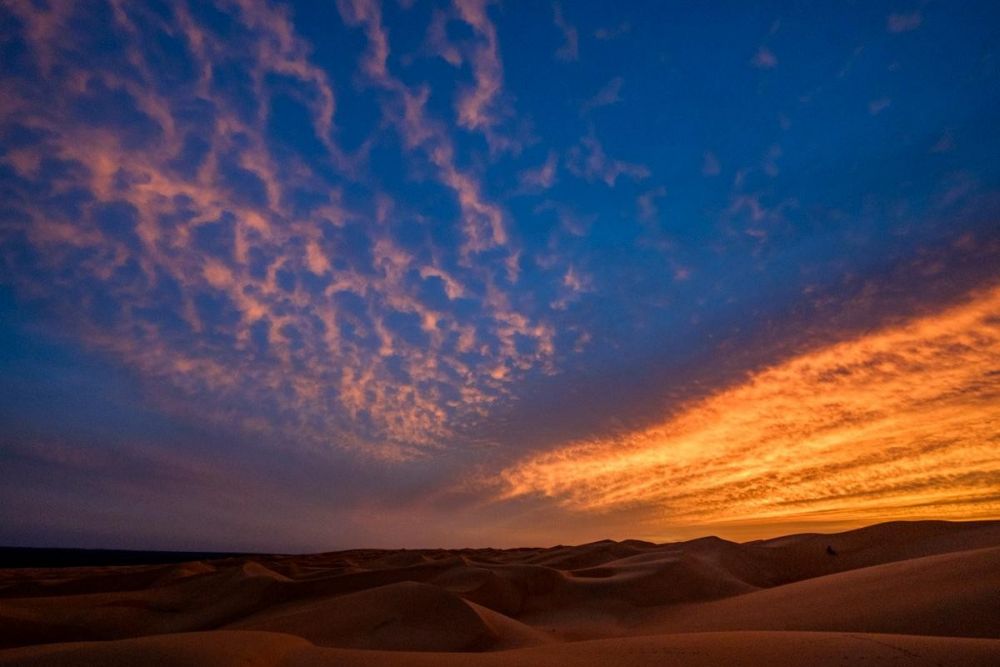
[[1, 520, 998, 666]]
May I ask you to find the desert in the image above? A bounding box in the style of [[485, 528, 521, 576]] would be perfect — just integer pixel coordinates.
[[2, 1, 999, 665], [1, 520, 997, 666]]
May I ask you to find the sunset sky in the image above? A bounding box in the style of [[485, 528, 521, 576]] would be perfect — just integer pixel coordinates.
[[1, 0, 998, 552]]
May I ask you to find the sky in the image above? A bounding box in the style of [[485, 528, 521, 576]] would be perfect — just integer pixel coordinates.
[[0, 0, 998, 552]]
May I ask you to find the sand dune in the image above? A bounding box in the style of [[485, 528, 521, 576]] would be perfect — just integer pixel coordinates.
[[0, 520, 997, 665], [633, 546, 1000, 638], [229, 580, 551, 651], [2, 631, 998, 667]]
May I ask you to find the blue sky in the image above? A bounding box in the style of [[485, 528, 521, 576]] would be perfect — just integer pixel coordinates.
[[1, 0, 998, 551]]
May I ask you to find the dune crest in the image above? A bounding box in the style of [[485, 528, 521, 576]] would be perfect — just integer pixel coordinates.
[[0, 521, 997, 665]]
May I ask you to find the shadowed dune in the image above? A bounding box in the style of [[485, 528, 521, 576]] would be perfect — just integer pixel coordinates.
[[0, 521, 997, 665], [632, 546, 1000, 638], [3, 631, 998, 667], [229, 580, 551, 651]]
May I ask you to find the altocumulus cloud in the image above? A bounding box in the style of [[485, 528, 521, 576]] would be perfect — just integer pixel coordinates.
[[0, 0, 558, 461]]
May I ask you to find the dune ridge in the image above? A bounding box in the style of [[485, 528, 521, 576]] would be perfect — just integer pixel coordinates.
[[0, 520, 997, 665]]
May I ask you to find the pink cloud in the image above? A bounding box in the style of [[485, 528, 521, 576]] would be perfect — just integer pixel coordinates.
[[702, 151, 721, 176], [751, 47, 778, 69], [583, 76, 623, 111], [887, 12, 922, 33], [637, 186, 667, 224], [453, 0, 505, 133], [426, 9, 463, 66], [519, 151, 559, 191], [594, 21, 630, 41], [553, 3, 579, 62], [869, 97, 891, 115], [567, 132, 650, 187], [1, 0, 560, 464]]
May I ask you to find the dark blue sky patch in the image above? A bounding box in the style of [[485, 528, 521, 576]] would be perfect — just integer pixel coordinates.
[[284, 186, 335, 218], [87, 288, 122, 329], [193, 213, 237, 263], [300, 267, 331, 294], [109, 256, 147, 294], [217, 150, 270, 208], [39, 187, 97, 228], [0, 122, 51, 151], [275, 264, 297, 293], [249, 317, 271, 356], [0, 6, 34, 76], [326, 223, 374, 274], [172, 97, 218, 136], [135, 14, 198, 88], [170, 133, 212, 179], [247, 244, 271, 281], [279, 322, 305, 352], [37, 157, 91, 187], [192, 288, 241, 344], [384, 309, 429, 349], [211, 57, 261, 125], [265, 80, 328, 167], [91, 200, 141, 248], [72, 79, 164, 149], [415, 273, 453, 311]]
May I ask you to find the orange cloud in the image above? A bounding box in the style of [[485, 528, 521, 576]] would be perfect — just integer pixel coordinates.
[[500, 286, 1000, 535]]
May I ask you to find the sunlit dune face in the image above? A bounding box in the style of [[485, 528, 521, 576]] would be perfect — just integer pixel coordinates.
[[500, 286, 1000, 533]]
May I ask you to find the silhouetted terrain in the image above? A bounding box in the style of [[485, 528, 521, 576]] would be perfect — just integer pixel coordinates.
[[1, 521, 997, 666], [0, 547, 246, 569]]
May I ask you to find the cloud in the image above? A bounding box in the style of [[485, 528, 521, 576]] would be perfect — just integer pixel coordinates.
[[594, 21, 630, 41], [637, 186, 666, 224], [583, 76, 623, 111], [931, 131, 955, 154], [553, 3, 579, 62], [562, 266, 592, 292], [416, 0, 523, 155], [887, 12, 923, 33], [499, 286, 1000, 533], [519, 151, 559, 191], [534, 201, 595, 237], [426, 9, 463, 66], [869, 97, 891, 115], [763, 144, 782, 177], [751, 47, 778, 69], [0, 0, 557, 463], [453, 0, 505, 133], [551, 265, 594, 310], [336, 1, 513, 258], [305, 240, 331, 276], [566, 131, 650, 187], [723, 191, 799, 242], [702, 151, 721, 176], [337, 0, 391, 80]]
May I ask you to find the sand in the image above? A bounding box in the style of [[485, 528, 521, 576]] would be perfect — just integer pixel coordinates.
[[0, 520, 997, 665]]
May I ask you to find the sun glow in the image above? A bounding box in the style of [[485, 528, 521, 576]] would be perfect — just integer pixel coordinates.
[[500, 286, 1000, 531]]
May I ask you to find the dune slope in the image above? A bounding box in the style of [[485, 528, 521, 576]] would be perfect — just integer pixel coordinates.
[[1, 631, 998, 667], [0, 520, 996, 665], [633, 546, 1000, 638]]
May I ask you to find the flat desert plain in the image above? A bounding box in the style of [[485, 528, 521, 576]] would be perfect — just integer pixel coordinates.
[[1, 520, 998, 666]]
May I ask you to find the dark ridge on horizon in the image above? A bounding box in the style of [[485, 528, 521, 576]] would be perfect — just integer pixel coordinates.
[[0, 547, 249, 569], [4, 520, 996, 569]]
